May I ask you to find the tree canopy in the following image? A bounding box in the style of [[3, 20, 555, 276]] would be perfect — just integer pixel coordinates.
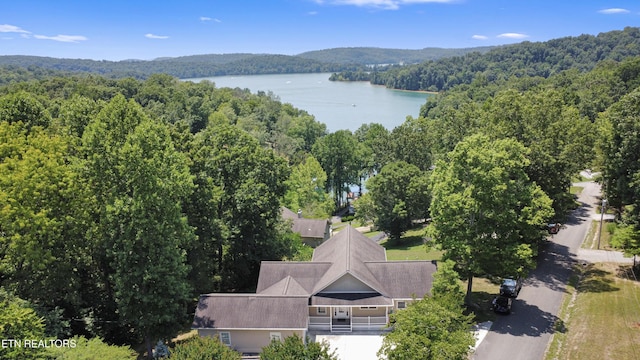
[[429, 135, 554, 301]]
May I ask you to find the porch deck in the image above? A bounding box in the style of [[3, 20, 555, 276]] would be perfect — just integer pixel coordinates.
[[309, 316, 387, 332]]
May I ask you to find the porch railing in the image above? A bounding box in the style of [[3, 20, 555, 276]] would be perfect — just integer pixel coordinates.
[[352, 316, 387, 330], [309, 316, 387, 331], [309, 316, 331, 331]]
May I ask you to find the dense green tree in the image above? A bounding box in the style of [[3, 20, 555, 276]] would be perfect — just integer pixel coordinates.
[[171, 336, 242, 360], [600, 87, 640, 212], [80, 95, 194, 351], [283, 155, 333, 218], [354, 122, 392, 177], [0, 289, 46, 360], [186, 123, 292, 292], [260, 335, 337, 360], [106, 119, 194, 357], [482, 88, 595, 215], [0, 90, 51, 130], [610, 223, 640, 260], [366, 161, 430, 242], [429, 135, 553, 302], [312, 130, 361, 207], [430, 259, 465, 305], [46, 336, 138, 360], [378, 294, 474, 360], [0, 122, 89, 318], [389, 117, 434, 171]]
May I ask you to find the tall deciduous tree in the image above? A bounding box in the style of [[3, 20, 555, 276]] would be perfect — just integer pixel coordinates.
[[429, 135, 553, 302], [81, 94, 194, 352], [283, 155, 332, 218], [107, 119, 194, 356], [0, 121, 89, 320], [312, 130, 360, 208], [600, 88, 640, 212], [366, 161, 430, 242], [186, 123, 291, 293]]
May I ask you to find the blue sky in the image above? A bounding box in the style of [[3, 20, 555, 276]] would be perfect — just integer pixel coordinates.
[[1, 0, 638, 61]]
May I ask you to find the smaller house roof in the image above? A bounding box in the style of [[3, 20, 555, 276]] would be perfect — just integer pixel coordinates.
[[192, 294, 309, 330], [281, 207, 329, 239]]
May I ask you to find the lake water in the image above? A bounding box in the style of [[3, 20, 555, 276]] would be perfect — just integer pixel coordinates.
[[185, 73, 431, 132]]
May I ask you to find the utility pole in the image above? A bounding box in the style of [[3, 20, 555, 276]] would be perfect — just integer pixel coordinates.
[[597, 198, 607, 250]]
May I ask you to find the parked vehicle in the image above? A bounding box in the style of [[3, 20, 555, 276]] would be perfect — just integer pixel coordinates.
[[500, 277, 523, 298], [492, 296, 512, 314], [547, 223, 561, 234]]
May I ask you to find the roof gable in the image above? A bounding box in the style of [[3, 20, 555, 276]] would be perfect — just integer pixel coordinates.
[[259, 276, 309, 296], [311, 226, 388, 295], [255, 261, 331, 294]]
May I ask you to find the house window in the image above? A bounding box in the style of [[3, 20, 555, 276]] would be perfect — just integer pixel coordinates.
[[360, 306, 377, 310], [270, 332, 282, 342], [219, 332, 231, 346], [317, 307, 326, 315], [397, 301, 406, 309]]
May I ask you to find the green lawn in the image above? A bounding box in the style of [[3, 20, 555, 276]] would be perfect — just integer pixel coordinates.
[[381, 227, 443, 261], [545, 262, 640, 360], [581, 220, 613, 250]]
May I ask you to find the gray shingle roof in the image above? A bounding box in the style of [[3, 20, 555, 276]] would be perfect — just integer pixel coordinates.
[[193, 225, 437, 330], [366, 260, 437, 299], [258, 276, 309, 296], [281, 207, 329, 239], [311, 226, 388, 295], [192, 294, 309, 329], [255, 262, 331, 295]]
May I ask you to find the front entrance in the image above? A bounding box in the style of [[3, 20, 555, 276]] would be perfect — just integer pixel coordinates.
[[333, 307, 349, 319]]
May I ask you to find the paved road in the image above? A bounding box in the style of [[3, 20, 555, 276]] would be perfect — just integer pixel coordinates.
[[473, 181, 601, 360]]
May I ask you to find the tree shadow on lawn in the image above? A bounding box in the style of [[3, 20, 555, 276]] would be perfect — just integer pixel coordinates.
[[579, 264, 620, 293], [382, 234, 424, 250], [489, 299, 566, 337]]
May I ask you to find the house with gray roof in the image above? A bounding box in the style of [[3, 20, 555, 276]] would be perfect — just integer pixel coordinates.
[[281, 207, 331, 247], [192, 225, 437, 354]]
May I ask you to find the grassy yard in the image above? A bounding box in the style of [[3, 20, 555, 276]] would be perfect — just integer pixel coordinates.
[[581, 220, 614, 250], [462, 277, 500, 323], [380, 226, 500, 321], [381, 227, 443, 261], [545, 262, 640, 360]]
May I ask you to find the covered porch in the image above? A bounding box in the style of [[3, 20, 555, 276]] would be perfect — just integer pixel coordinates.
[[307, 293, 392, 332]]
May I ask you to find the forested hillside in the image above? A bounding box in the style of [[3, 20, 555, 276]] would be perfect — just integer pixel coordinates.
[[331, 27, 640, 92], [297, 46, 495, 64], [0, 46, 493, 80], [2, 26, 640, 358]]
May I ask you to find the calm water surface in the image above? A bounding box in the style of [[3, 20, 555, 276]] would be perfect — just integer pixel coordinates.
[[186, 73, 431, 132]]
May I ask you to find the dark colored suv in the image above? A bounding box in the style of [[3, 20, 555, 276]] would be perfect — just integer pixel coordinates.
[[492, 296, 512, 314], [500, 277, 523, 298]]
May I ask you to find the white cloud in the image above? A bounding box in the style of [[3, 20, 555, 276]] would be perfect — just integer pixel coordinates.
[[472, 34, 488, 40], [315, 0, 456, 10], [497, 33, 529, 39], [308, 11, 319, 15], [598, 8, 630, 14], [34, 34, 87, 43], [0, 24, 30, 33], [201, 16, 221, 22], [145, 33, 169, 39]]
